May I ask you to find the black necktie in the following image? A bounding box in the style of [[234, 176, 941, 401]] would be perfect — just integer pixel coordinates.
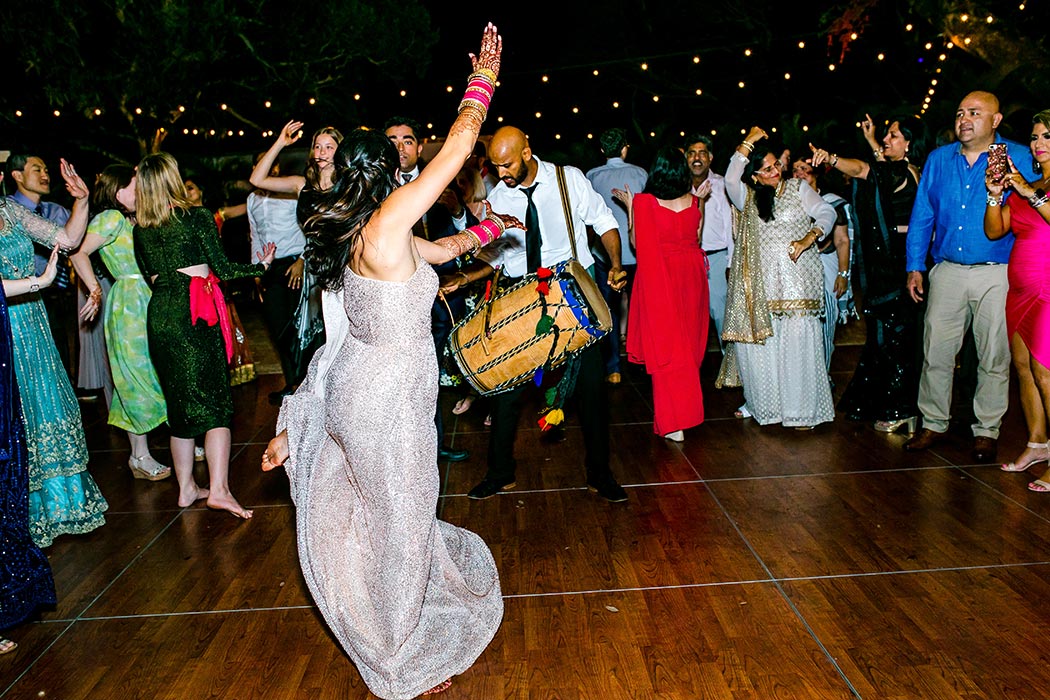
[[522, 184, 542, 273], [401, 172, 413, 184]]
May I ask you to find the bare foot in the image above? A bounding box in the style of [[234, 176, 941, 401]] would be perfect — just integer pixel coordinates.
[[0, 638, 16, 655], [177, 485, 210, 508], [207, 492, 253, 519], [421, 679, 452, 695]]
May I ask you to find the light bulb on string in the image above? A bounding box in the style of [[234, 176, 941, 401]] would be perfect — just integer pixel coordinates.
[[220, 103, 228, 110], [265, 101, 271, 108], [878, 53, 885, 60]]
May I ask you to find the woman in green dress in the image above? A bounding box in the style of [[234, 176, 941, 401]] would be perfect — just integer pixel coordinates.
[[133, 153, 275, 519], [71, 165, 170, 481], [0, 160, 108, 547]]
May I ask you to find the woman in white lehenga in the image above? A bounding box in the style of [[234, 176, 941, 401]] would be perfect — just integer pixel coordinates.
[[262, 25, 520, 699], [717, 126, 837, 429]]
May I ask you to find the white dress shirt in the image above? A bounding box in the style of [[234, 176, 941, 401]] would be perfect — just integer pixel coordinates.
[[694, 172, 734, 264], [479, 157, 618, 277], [247, 191, 306, 260]]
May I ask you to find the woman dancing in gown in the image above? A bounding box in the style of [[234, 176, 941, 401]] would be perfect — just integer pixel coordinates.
[[718, 127, 837, 429], [985, 109, 1050, 487], [0, 257, 60, 655], [262, 25, 514, 698], [0, 163, 109, 547], [72, 165, 170, 481], [614, 147, 711, 442]]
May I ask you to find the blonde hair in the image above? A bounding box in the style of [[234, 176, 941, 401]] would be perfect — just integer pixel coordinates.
[[135, 152, 195, 228]]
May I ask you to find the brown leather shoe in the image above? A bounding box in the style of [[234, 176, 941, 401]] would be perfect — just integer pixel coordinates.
[[903, 428, 944, 452], [972, 436, 998, 463], [606, 372, 621, 385]]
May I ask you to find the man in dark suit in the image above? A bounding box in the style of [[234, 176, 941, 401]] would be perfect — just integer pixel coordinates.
[[384, 116, 474, 463]]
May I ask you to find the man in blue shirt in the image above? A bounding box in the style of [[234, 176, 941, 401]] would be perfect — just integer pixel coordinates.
[[585, 128, 647, 384], [903, 91, 1034, 461]]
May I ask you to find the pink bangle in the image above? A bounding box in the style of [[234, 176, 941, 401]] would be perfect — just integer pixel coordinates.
[[465, 217, 505, 248]]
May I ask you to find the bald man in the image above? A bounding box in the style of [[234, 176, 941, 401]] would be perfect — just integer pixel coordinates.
[[903, 91, 1036, 461], [444, 126, 629, 502]]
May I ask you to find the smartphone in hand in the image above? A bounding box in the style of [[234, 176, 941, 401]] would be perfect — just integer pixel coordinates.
[[987, 143, 1008, 183]]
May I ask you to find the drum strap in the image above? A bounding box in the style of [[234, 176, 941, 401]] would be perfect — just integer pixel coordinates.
[[555, 166, 579, 262]]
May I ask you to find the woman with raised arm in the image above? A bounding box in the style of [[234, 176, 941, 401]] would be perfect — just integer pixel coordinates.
[[0, 163, 109, 547], [985, 110, 1050, 486], [250, 122, 342, 194], [261, 24, 515, 698], [810, 114, 928, 433], [71, 165, 170, 482], [133, 153, 276, 519], [718, 127, 837, 429]]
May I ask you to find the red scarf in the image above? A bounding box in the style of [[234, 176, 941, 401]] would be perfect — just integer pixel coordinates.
[[188, 272, 234, 362]]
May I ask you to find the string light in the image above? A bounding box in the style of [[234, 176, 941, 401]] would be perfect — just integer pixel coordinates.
[[135, 107, 142, 114], [798, 41, 805, 48], [497, 116, 503, 122], [612, 101, 620, 108], [695, 88, 702, 96], [986, 15, 994, 23], [53, 110, 60, 116], [828, 64, 836, 71], [354, 94, 361, 100], [572, 107, 579, 113], [961, 13, 969, 21], [178, 105, 185, 112], [426, 122, 434, 129], [738, 81, 745, 88], [555, 134, 561, 139], [94, 108, 101, 115], [220, 103, 228, 110], [541, 75, 549, 82], [15, 110, 22, 117], [534, 111, 541, 118], [744, 49, 751, 56], [692, 56, 700, 63], [640, 63, 648, 70], [784, 73, 791, 80], [710, 129, 717, 136], [850, 32, 858, 40], [309, 97, 317, 104], [906, 24, 913, 31], [652, 95, 659, 102], [593, 69, 599, 76], [924, 42, 932, 49], [446, 86, 453, 92], [264, 101, 271, 108], [877, 53, 885, 60], [399, 90, 406, 97], [587, 133, 593, 139], [802, 125, 809, 132]]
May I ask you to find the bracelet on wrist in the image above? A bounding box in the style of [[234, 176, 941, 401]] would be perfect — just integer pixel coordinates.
[[830, 154, 839, 167], [1029, 188, 1049, 208], [740, 141, 754, 153], [986, 194, 1001, 207], [836, 270, 850, 279]]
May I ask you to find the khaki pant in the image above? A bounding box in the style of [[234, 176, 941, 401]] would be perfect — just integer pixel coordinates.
[[918, 261, 1010, 438]]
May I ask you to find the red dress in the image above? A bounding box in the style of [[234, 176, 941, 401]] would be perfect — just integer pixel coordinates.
[[627, 193, 710, 435], [1006, 191, 1050, 368]]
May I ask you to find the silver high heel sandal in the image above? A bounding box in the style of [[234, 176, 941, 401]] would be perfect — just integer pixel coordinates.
[[1001, 442, 1050, 472], [873, 416, 918, 434]]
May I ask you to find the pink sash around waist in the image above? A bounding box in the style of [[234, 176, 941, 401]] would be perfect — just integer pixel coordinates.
[[188, 272, 234, 362]]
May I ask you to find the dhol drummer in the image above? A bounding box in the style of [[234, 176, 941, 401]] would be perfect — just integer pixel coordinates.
[[439, 125, 630, 503]]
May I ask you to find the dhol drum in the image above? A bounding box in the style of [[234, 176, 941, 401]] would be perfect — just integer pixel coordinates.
[[450, 260, 612, 395]]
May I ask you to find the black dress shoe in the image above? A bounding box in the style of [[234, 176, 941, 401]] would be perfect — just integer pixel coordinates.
[[972, 436, 998, 463], [438, 447, 469, 462], [587, 478, 628, 503], [468, 478, 515, 500]]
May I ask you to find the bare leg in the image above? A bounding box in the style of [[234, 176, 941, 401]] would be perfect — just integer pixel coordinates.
[[1006, 334, 1049, 469], [172, 435, 208, 506], [203, 427, 253, 519], [1028, 351, 1050, 487]]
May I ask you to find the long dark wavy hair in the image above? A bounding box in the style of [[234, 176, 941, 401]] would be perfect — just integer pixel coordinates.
[[91, 164, 135, 218], [643, 146, 691, 200], [304, 126, 344, 190], [742, 142, 777, 222], [297, 129, 400, 291]]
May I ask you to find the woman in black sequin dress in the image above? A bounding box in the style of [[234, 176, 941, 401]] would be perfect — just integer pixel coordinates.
[[133, 153, 275, 518]]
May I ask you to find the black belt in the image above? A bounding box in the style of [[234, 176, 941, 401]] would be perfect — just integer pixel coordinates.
[[703, 247, 728, 255]]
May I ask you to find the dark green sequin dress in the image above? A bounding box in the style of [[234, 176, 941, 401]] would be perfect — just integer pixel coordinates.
[[134, 207, 263, 438]]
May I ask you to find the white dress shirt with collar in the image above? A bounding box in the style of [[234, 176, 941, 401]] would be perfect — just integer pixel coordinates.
[[479, 157, 618, 277], [694, 171, 734, 264]]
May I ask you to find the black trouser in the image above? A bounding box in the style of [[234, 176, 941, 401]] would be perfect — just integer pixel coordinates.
[[484, 342, 612, 484], [432, 292, 467, 446], [593, 258, 636, 376], [260, 256, 306, 386]]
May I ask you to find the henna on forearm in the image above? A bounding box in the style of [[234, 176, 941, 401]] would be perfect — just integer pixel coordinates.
[[437, 232, 482, 258]]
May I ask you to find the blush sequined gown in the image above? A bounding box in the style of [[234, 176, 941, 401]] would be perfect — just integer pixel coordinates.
[[278, 260, 503, 700]]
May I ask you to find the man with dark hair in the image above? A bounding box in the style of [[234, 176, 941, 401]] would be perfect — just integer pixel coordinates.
[[384, 116, 473, 463], [586, 128, 647, 385], [6, 152, 76, 379], [683, 133, 732, 347], [446, 125, 629, 503]]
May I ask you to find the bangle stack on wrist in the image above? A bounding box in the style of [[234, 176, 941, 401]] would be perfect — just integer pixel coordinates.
[[986, 194, 1001, 207], [1029, 188, 1049, 209], [740, 141, 755, 153], [458, 69, 495, 129], [830, 154, 839, 167]]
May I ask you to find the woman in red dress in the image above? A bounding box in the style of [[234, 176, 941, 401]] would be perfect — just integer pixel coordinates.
[[985, 109, 1050, 487], [615, 147, 710, 442]]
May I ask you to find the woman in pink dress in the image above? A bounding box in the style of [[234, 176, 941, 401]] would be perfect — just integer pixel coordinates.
[[615, 147, 710, 442], [985, 109, 1050, 489]]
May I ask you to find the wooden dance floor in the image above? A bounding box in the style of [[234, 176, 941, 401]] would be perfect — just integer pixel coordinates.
[[3, 343, 1050, 699]]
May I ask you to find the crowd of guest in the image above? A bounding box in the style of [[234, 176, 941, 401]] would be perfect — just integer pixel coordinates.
[[2, 85, 1049, 674]]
